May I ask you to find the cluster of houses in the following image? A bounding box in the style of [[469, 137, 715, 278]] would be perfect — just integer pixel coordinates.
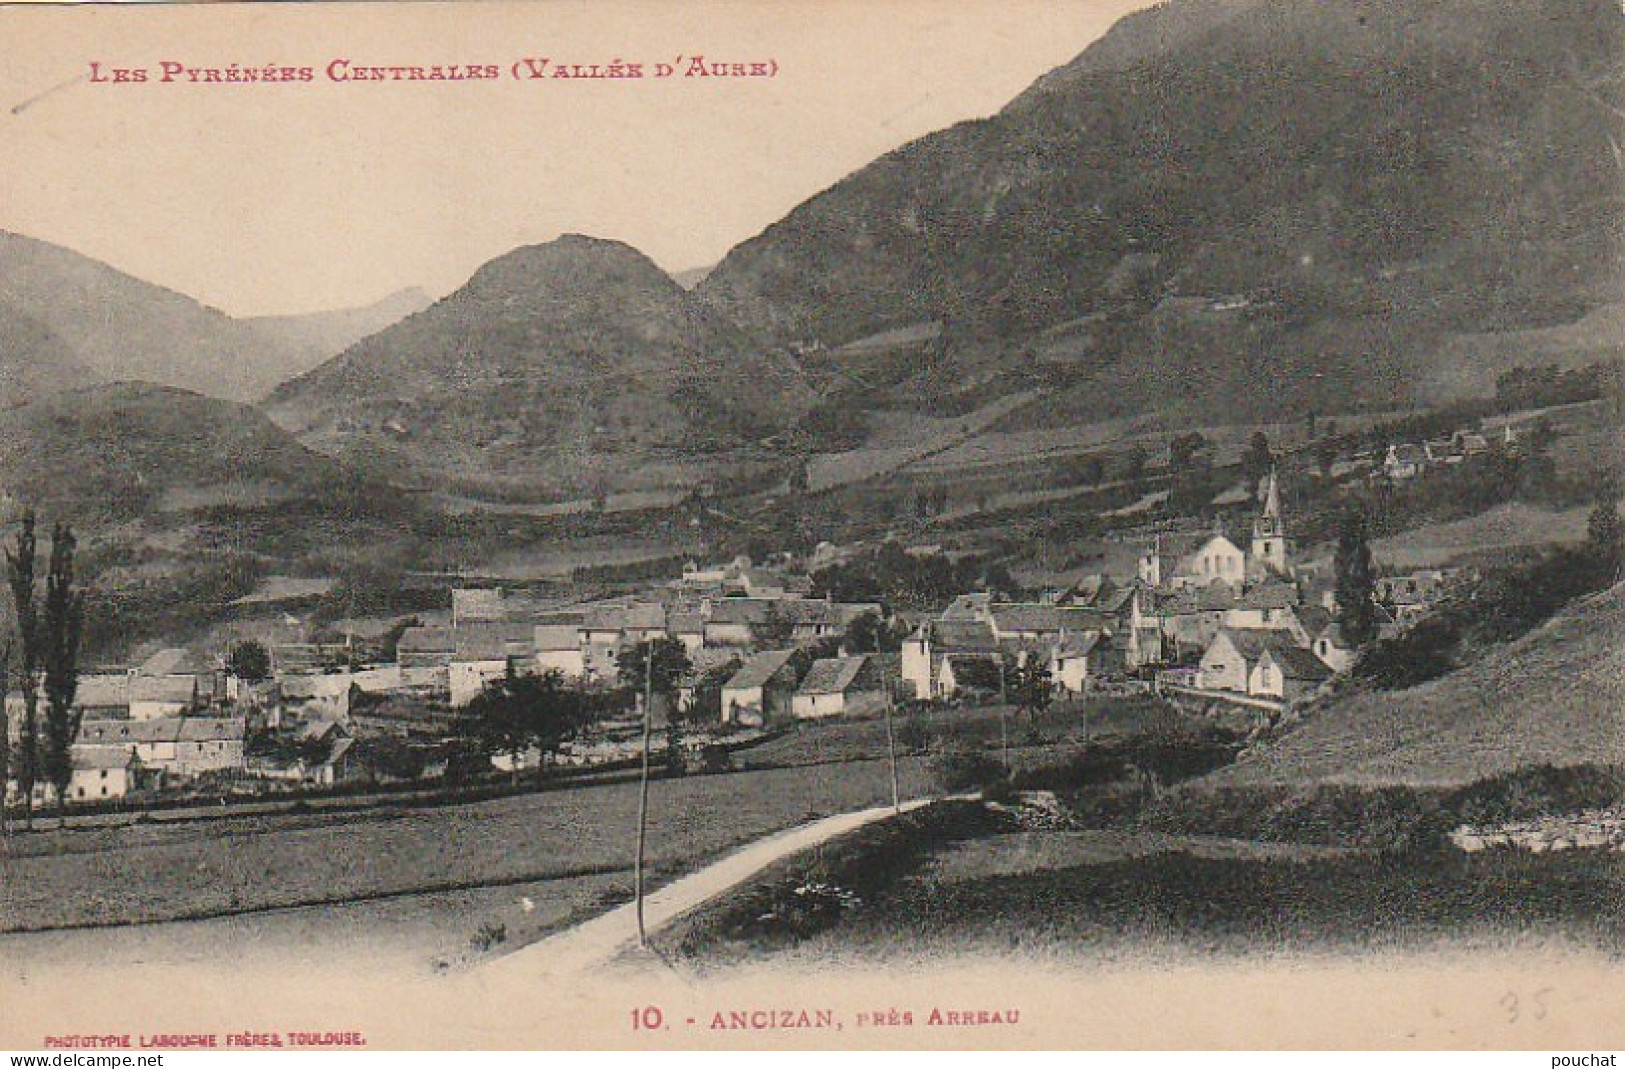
[[3, 648, 250, 808], [1380, 426, 1507, 482], [901, 471, 1464, 714], [4, 472, 1473, 809]]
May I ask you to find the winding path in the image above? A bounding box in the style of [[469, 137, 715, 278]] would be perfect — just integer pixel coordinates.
[[476, 796, 935, 982]]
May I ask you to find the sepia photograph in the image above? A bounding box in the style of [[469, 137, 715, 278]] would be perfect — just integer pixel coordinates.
[[0, 0, 1622, 1052]]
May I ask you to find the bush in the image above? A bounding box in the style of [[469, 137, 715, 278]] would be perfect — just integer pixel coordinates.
[[931, 749, 1008, 793]]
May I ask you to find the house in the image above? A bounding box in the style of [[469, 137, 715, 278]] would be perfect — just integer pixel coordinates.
[[1377, 569, 1460, 627], [1312, 622, 1360, 673], [1145, 583, 1238, 662], [1051, 631, 1107, 693], [279, 672, 354, 721], [901, 619, 1001, 700], [533, 621, 587, 678], [71, 673, 198, 722], [1197, 629, 1329, 704], [175, 717, 248, 777], [719, 649, 801, 726], [698, 599, 769, 648], [1384, 443, 1428, 480], [446, 622, 536, 706], [76, 716, 245, 781], [397, 626, 456, 669], [1250, 645, 1332, 702], [792, 656, 885, 719], [451, 587, 508, 626], [65, 747, 142, 803], [1221, 581, 1302, 634], [666, 611, 707, 657]]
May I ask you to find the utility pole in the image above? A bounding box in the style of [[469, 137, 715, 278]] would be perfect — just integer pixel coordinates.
[[876, 627, 900, 813], [998, 655, 1010, 771], [634, 643, 653, 947]]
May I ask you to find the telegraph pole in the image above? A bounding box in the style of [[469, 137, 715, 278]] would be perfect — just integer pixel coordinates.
[[634, 643, 653, 947]]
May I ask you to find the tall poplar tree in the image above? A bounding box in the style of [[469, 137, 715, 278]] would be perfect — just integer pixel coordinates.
[[4, 511, 40, 829], [1335, 503, 1380, 647]]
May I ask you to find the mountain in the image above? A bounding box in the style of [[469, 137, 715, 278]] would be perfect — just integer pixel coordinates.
[[266, 234, 812, 495], [0, 382, 380, 524], [697, 0, 1625, 424], [0, 231, 316, 402], [0, 304, 101, 410], [241, 287, 434, 382]]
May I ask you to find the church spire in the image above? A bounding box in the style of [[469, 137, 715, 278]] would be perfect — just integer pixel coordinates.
[[1260, 466, 1281, 524], [1251, 467, 1288, 575]]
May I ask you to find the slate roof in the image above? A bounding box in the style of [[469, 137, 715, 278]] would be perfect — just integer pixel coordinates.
[[74, 674, 197, 709], [77, 716, 244, 745], [1218, 628, 1301, 664], [924, 620, 1000, 653], [397, 626, 455, 655], [73, 747, 138, 770], [1154, 584, 1238, 615], [533, 623, 584, 652], [797, 656, 870, 696], [724, 649, 799, 691], [1296, 604, 1333, 638], [1056, 631, 1103, 659], [1236, 582, 1300, 611], [450, 622, 534, 661], [1266, 645, 1334, 683]]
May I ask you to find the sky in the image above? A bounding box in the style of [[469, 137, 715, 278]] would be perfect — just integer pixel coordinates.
[[0, 0, 1155, 317]]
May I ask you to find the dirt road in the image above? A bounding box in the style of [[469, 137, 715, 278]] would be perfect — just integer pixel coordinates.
[[476, 797, 933, 983]]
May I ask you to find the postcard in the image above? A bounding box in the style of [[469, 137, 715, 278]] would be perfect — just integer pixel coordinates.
[[1, 0, 1622, 1052]]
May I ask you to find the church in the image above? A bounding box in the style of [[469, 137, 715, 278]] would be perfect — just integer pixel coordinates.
[[1138, 470, 1292, 592]]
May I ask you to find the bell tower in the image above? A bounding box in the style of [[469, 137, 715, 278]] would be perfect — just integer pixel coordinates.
[[1251, 468, 1287, 575]]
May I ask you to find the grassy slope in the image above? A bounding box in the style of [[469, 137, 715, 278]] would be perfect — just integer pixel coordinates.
[[1371, 502, 1599, 570], [1206, 581, 1625, 789], [0, 759, 934, 933]]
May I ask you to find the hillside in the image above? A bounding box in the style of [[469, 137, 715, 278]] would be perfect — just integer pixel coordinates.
[[1204, 581, 1625, 789], [0, 305, 100, 410], [698, 0, 1624, 424], [0, 231, 320, 402], [0, 382, 380, 523], [266, 234, 812, 495], [241, 287, 433, 388]]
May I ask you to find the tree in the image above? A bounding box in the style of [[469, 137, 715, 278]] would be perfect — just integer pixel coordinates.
[[751, 603, 797, 650], [0, 637, 10, 838], [843, 610, 908, 655], [787, 458, 810, 494], [1118, 443, 1149, 482], [468, 667, 586, 786], [687, 660, 739, 727], [1168, 431, 1210, 473], [1009, 655, 1053, 718], [228, 639, 272, 682], [1314, 438, 1339, 479], [41, 522, 84, 826], [1243, 431, 1274, 489], [618, 637, 693, 773], [1586, 499, 1623, 580], [4, 511, 41, 829], [1334, 503, 1380, 647]]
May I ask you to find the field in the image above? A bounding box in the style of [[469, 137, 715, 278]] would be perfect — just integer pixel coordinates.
[[729, 839, 1625, 968], [0, 756, 936, 973], [1371, 502, 1599, 570], [737, 696, 1198, 771], [649, 798, 1625, 973]]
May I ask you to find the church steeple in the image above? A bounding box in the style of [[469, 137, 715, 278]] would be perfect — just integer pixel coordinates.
[[1251, 467, 1287, 574]]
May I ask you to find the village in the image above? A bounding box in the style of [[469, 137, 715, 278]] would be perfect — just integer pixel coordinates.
[[2, 445, 1475, 813]]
